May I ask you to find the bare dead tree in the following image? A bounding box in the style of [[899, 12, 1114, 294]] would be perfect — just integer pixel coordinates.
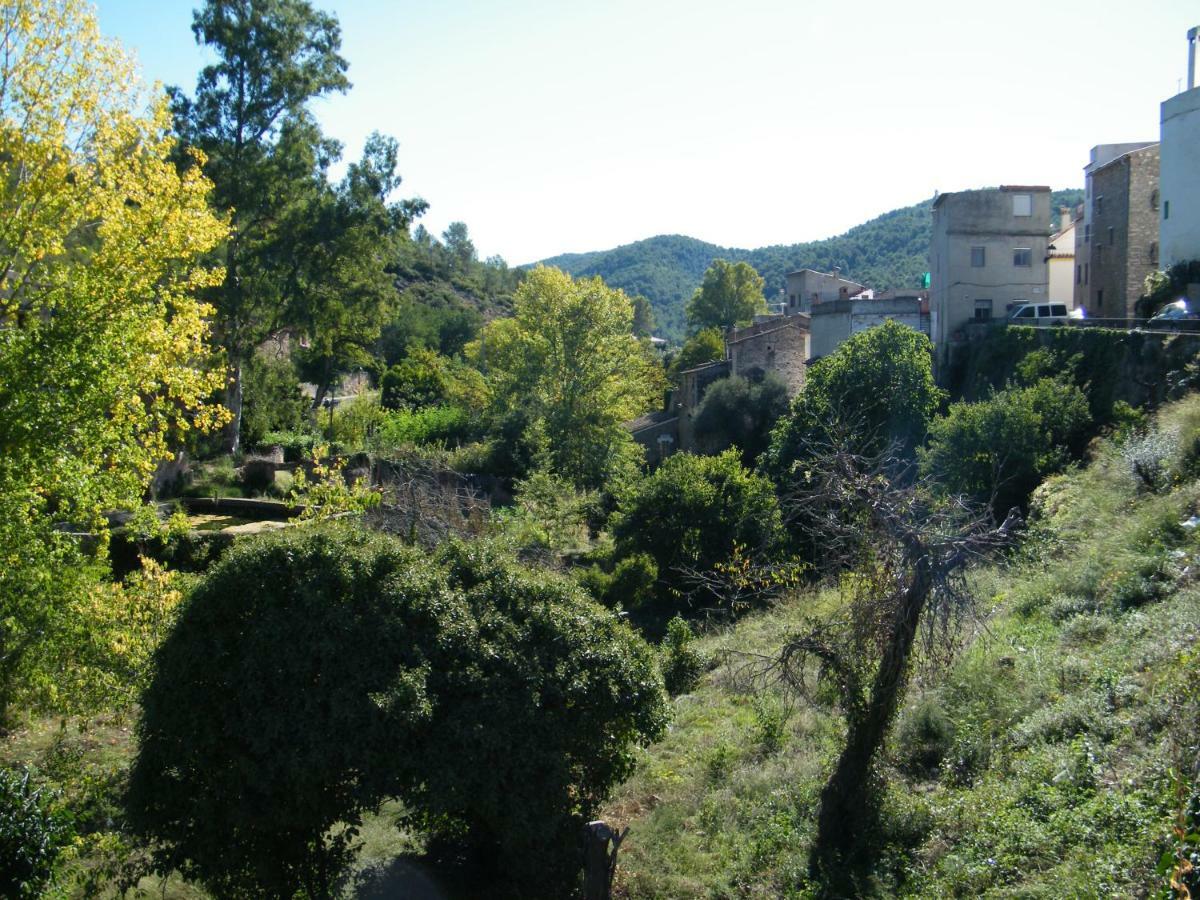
[[772, 439, 1020, 887], [365, 451, 491, 548]]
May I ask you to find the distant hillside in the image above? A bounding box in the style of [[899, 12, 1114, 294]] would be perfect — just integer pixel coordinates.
[[539, 189, 1083, 342]]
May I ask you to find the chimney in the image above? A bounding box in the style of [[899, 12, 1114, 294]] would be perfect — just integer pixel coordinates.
[[1059, 206, 1071, 233], [1190, 26, 1199, 90]]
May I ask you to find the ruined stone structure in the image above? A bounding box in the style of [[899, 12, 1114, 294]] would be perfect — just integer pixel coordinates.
[[809, 296, 929, 360]]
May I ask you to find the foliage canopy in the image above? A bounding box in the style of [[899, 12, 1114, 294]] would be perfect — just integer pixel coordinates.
[[0, 0, 227, 717]]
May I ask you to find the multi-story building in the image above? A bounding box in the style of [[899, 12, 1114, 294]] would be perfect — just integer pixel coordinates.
[[1072, 143, 1160, 318], [1160, 27, 1200, 269], [784, 268, 865, 314], [930, 186, 1050, 365]]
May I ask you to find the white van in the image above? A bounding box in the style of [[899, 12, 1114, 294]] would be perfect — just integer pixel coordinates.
[[1008, 302, 1069, 324]]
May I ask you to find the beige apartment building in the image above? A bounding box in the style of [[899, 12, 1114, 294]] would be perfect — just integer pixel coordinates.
[[930, 186, 1051, 365]]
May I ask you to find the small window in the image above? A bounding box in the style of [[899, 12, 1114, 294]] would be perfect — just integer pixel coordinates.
[[1097, 289, 1104, 308], [1013, 306, 1034, 319], [1076, 264, 1082, 285], [1037, 305, 1051, 317], [1151, 189, 1160, 211], [974, 299, 993, 321], [1084, 224, 1091, 243], [970, 246, 986, 267], [1150, 242, 1159, 265], [1108, 226, 1115, 246], [1012, 194, 1032, 217], [1095, 195, 1104, 215], [1013, 248, 1032, 267], [1050, 304, 1067, 317], [1165, 200, 1170, 220]]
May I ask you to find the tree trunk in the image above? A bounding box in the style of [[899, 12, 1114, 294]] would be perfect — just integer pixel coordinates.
[[810, 558, 932, 880], [223, 359, 244, 455]]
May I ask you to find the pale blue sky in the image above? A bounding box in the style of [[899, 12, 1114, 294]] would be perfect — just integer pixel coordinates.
[[97, 1, 1199, 264]]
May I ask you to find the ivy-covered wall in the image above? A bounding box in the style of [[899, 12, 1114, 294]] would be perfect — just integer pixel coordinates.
[[948, 326, 1200, 422]]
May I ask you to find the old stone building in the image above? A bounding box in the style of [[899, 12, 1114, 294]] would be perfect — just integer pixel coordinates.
[[1078, 143, 1160, 318], [726, 315, 810, 394], [626, 315, 810, 461]]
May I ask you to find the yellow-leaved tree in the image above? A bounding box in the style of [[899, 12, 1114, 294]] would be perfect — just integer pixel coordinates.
[[0, 0, 228, 718], [471, 266, 663, 489]]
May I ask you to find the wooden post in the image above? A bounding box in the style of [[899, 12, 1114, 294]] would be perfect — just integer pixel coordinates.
[[583, 820, 627, 900]]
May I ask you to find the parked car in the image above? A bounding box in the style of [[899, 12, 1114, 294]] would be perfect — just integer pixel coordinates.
[[1147, 299, 1200, 330], [1008, 302, 1070, 324]]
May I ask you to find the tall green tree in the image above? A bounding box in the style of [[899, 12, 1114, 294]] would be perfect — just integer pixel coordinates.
[[685, 258, 767, 332], [171, 0, 351, 452], [292, 133, 426, 405], [472, 266, 663, 488]]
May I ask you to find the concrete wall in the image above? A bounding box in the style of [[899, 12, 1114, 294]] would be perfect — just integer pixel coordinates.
[[809, 298, 927, 359], [727, 317, 809, 396], [1161, 86, 1200, 267], [1085, 145, 1160, 317], [784, 269, 866, 314], [931, 187, 1051, 363]]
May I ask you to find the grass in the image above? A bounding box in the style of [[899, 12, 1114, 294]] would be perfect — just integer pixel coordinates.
[[601, 394, 1200, 898]]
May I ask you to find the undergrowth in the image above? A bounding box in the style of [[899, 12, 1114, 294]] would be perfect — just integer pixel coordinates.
[[603, 393, 1200, 899]]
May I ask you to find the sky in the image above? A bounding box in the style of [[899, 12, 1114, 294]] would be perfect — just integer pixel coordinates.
[[97, 0, 1199, 265]]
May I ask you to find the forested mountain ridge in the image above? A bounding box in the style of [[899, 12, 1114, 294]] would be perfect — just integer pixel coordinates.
[[538, 189, 1084, 341]]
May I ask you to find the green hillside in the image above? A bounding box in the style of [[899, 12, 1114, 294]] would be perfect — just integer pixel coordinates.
[[539, 189, 1083, 342]]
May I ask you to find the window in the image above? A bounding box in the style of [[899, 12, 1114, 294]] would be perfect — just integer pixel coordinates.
[[1084, 224, 1091, 243], [1012, 305, 1035, 319], [1050, 304, 1067, 317], [1151, 189, 1160, 211], [1165, 200, 1170, 220], [974, 299, 993, 321], [1012, 194, 1032, 217], [1076, 264, 1082, 285], [1013, 248, 1032, 267], [1037, 305, 1051, 317], [1108, 226, 1115, 246], [970, 246, 985, 267], [789, 293, 796, 306], [1150, 242, 1159, 265], [1095, 195, 1104, 215], [1097, 289, 1104, 309]]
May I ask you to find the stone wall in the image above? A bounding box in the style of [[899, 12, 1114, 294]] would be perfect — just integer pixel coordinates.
[[727, 317, 809, 396]]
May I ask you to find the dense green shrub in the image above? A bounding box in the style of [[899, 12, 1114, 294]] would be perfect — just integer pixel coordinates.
[[659, 615, 705, 695], [0, 767, 74, 899], [380, 348, 450, 411], [242, 355, 311, 451], [128, 526, 667, 898], [693, 371, 790, 466], [373, 404, 474, 449], [764, 320, 942, 480], [611, 450, 787, 611], [894, 698, 955, 776], [920, 377, 1092, 518]]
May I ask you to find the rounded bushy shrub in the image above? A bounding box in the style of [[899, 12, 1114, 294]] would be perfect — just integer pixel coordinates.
[[128, 525, 667, 898]]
